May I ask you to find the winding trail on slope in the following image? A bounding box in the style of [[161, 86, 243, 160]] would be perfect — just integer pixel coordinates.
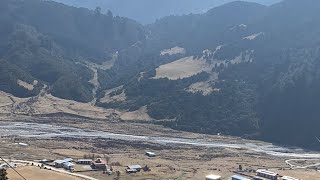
[[1, 122, 320, 159], [88, 66, 99, 105], [75, 61, 100, 106]]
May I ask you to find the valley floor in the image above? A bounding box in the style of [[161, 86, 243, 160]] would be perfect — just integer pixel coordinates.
[[1, 116, 320, 180], [7, 166, 82, 180]]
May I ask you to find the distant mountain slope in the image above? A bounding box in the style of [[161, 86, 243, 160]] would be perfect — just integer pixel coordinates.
[[146, 1, 267, 52], [14, 0, 145, 62], [52, 0, 282, 24], [96, 0, 320, 149], [0, 0, 144, 102]]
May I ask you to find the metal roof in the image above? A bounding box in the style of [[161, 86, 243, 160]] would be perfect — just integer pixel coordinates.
[[126, 169, 137, 172], [205, 174, 221, 180], [128, 165, 142, 169], [253, 176, 267, 180], [54, 160, 66, 164], [77, 159, 92, 162], [18, 143, 28, 146], [146, 152, 156, 154], [256, 169, 278, 176], [282, 176, 299, 180], [63, 162, 74, 167], [63, 158, 73, 162], [231, 175, 250, 180], [146, 152, 156, 155]]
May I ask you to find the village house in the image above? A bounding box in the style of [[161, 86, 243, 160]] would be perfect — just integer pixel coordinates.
[[205, 174, 221, 180], [127, 165, 142, 172], [126, 168, 137, 173], [54, 158, 73, 168], [77, 159, 92, 165], [91, 159, 107, 170], [256, 169, 278, 180], [145, 152, 156, 157], [231, 175, 251, 180], [63, 162, 74, 171], [54, 160, 66, 168]]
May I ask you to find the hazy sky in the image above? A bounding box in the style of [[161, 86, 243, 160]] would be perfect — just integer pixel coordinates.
[[53, 0, 283, 24]]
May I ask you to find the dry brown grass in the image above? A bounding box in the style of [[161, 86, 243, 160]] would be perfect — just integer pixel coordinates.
[[120, 106, 151, 121], [7, 166, 81, 180], [154, 56, 212, 80], [0, 91, 119, 119]]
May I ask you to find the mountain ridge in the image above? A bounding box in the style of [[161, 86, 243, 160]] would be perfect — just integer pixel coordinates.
[[52, 0, 282, 24]]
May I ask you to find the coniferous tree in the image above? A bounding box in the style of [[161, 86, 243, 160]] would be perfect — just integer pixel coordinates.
[[0, 168, 8, 180]]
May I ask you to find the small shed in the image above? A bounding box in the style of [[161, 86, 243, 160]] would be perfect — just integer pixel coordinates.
[[18, 143, 28, 146], [127, 165, 142, 172], [205, 174, 221, 180], [145, 152, 156, 157], [282, 176, 299, 180], [232, 175, 251, 180], [77, 159, 92, 164], [126, 168, 137, 173]]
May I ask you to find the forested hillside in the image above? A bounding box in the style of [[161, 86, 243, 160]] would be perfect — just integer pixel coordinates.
[[97, 0, 320, 149], [1, 0, 320, 149], [0, 0, 144, 102]]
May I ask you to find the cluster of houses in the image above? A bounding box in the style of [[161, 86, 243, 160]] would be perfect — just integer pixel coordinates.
[[51, 157, 152, 175], [42, 152, 299, 180], [51, 158, 109, 172], [50, 152, 156, 173], [53, 158, 75, 171], [123, 152, 155, 173], [206, 169, 299, 180]]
